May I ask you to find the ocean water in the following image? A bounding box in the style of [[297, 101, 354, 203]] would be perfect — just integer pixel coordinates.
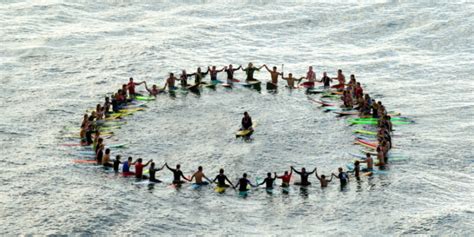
[[1, 1, 473, 235]]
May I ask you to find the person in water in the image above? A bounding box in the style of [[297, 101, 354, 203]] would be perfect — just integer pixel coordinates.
[[190, 166, 212, 185], [144, 82, 163, 96], [148, 162, 165, 183], [234, 173, 256, 192], [333, 69, 345, 89], [281, 73, 304, 89], [263, 65, 283, 86], [163, 73, 178, 91], [127, 77, 145, 98], [122, 157, 135, 174], [178, 70, 192, 87], [224, 64, 242, 85], [134, 158, 153, 179], [258, 172, 276, 189], [242, 62, 264, 81], [189, 67, 209, 85], [165, 163, 190, 184], [208, 66, 225, 81], [291, 166, 316, 186], [300, 66, 316, 88], [332, 167, 349, 186], [113, 155, 122, 173], [102, 148, 113, 167], [276, 169, 293, 187], [358, 153, 374, 171], [213, 168, 235, 188], [241, 111, 253, 130], [315, 168, 333, 187], [320, 72, 332, 88]]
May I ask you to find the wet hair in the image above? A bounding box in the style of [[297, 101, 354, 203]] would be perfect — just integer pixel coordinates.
[[355, 160, 360, 166], [338, 69, 342, 73], [267, 172, 271, 177], [116, 155, 121, 160], [366, 153, 371, 158], [105, 148, 110, 154], [273, 66, 277, 70], [176, 164, 180, 169], [150, 162, 155, 167], [338, 167, 343, 172], [219, 168, 224, 174], [321, 175, 326, 179], [284, 171, 288, 175], [302, 167, 306, 172], [128, 157, 132, 161], [129, 77, 133, 81], [243, 173, 247, 178], [137, 158, 143, 163], [198, 166, 203, 171], [98, 138, 103, 143]]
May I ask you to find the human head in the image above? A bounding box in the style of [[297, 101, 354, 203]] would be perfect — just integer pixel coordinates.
[[150, 162, 155, 168], [244, 111, 249, 117], [355, 160, 360, 166], [284, 171, 288, 175], [366, 153, 371, 158], [338, 69, 342, 74], [267, 172, 271, 177], [116, 155, 121, 161], [323, 72, 327, 76], [137, 158, 143, 163], [152, 85, 157, 90], [309, 66, 313, 71], [105, 148, 110, 154], [198, 166, 203, 171], [321, 174, 326, 179], [128, 157, 132, 162], [243, 173, 247, 178], [248, 62, 253, 67], [302, 167, 306, 172], [129, 77, 133, 82], [338, 167, 343, 172], [212, 66, 216, 70], [273, 66, 277, 71], [228, 64, 233, 69], [219, 168, 224, 174], [105, 97, 109, 102], [288, 73, 293, 77], [350, 74, 355, 80], [98, 138, 103, 144], [197, 67, 201, 72], [169, 73, 174, 77], [176, 164, 180, 169]]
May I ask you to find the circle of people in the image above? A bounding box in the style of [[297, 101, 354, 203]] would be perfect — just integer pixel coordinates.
[[78, 62, 395, 193]]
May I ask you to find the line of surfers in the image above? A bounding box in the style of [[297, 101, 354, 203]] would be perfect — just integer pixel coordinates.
[[78, 66, 395, 190]]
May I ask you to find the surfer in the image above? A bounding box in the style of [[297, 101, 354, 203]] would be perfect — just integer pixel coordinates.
[[127, 77, 145, 98], [332, 167, 349, 187], [208, 66, 225, 81], [332, 69, 345, 89], [242, 62, 263, 81], [144, 82, 163, 96], [177, 70, 192, 87], [122, 157, 135, 174], [282, 73, 304, 89], [241, 111, 253, 131], [165, 163, 190, 184], [315, 168, 333, 187], [213, 169, 235, 188], [189, 67, 209, 85], [113, 155, 122, 173], [235, 173, 256, 192], [300, 66, 316, 88], [133, 158, 152, 179], [275, 169, 293, 187], [291, 166, 316, 186], [163, 73, 178, 91], [149, 162, 165, 183], [320, 72, 332, 88], [263, 65, 283, 85], [257, 172, 276, 189], [190, 166, 212, 185], [358, 153, 374, 171], [102, 148, 113, 167], [224, 64, 242, 85]]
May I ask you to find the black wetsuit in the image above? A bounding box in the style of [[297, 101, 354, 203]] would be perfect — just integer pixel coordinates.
[[225, 68, 239, 80], [210, 70, 218, 81], [242, 117, 252, 130], [238, 178, 251, 192], [338, 172, 349, 185], [214, 174, 229, 187], [96, 149, 103, 164], [149, 168, 161, 182], [293, 169, 315, 186], [261, 177, 275, 189], [243, 67, 258, 81], [169, 168, 184, 183], [321, 76, 331, 87], [194, 71, 208, 84], [113, 160, 120, 172]]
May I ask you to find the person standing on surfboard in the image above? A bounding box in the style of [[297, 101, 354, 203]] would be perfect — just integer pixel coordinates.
[[291, 166, 316, 186], [315, 168, 333, 187], [276, 169, 293, 187], [190, 166, 212, 185], [235, 173, 256, 192], [263, 65, 283, 86], [242, 62, 264, 82], [224, 64, 242, 85], [165, 163, 190, 185], [213, 169, 235, 188]]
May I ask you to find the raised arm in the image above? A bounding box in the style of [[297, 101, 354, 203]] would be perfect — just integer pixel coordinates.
[[165, 163, 174, 172], [315, 169, 321, 180], [264, 65, 271, 73], [308, 167, 317, 175], [225, 176, 235, 188], [291, 166, 301, 175], [144, 159, 153, 167], [181, 172, 191, 182]]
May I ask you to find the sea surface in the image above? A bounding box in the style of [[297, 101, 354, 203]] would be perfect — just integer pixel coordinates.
[[1, 1, 473, 235]]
